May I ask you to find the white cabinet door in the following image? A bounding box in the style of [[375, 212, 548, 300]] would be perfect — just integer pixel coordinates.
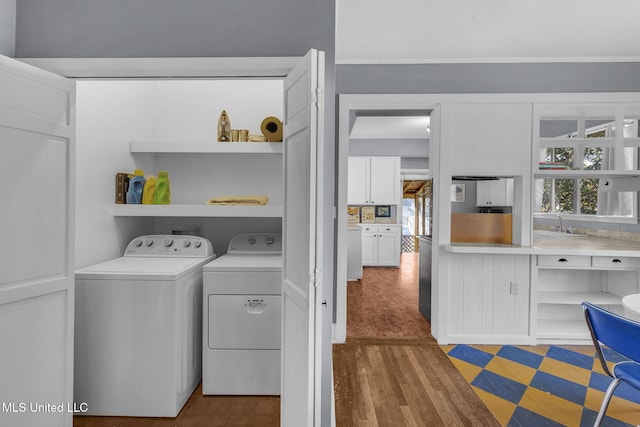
[[0, 56, 76, 427], [348, 156, 400, 205], [477, 178, 514, 207], [447, 253, 530, 342], [281, 49, 324, 427], [361, 229, 377, 266], [369, 157, 400, 205], [377, 228, 401, 267], [347, 157, 369, 204]]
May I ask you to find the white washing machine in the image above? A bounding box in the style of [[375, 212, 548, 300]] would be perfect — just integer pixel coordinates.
[[74, 235, 215, 417], [202, 233, 282, 395]]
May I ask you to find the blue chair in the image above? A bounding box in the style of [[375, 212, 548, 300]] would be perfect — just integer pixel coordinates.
[[582, 301, 640, 426]]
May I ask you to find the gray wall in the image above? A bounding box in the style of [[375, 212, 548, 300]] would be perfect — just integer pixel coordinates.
[[0, 0, 15, 56], [336, 62, 640, 94]]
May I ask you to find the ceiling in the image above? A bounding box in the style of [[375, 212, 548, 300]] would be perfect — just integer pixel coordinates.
[[350, 115, 430, 139]]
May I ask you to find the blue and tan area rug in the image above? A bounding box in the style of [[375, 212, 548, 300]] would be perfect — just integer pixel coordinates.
[[444, 344, 640, 426]]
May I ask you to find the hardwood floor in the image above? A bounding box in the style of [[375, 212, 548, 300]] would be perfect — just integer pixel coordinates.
[[335, 252, 500, 426], [73, 384, 280, 427], [333, 338, 500, 426]]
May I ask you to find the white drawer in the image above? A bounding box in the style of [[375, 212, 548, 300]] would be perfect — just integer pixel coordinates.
[[537, 255, 591, 267], [592, 256, 640, 269]]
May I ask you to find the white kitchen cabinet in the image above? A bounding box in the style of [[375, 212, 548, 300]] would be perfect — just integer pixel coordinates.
[[348, 156, 400, 205], [532, 255, 640, 344], [360, 225, 401, 267], [447, 253, 530, 344], [476, 178, 514, 207]]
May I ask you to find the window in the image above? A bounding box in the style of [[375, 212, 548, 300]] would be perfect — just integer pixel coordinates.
[[534, 118, 639, 221]]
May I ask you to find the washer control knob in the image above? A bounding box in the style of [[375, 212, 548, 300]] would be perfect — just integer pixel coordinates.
[[145, 239, 154, 247], [163, 238, 174, 247], [265, 236, 275, 245], [134, 239, 143, 247], [183, 240, 191, 248], [248, 237, 256, 245], [193, 240, 202, 248]]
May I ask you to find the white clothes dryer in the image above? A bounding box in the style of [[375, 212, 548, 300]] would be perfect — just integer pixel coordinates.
[[74, 235, 215, 417], [202, 233, 282, 395]]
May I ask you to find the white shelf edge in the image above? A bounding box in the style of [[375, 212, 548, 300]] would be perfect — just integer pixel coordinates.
[[538, 137, 640, 149], [538, 291, 622, 305], [536, 319, 590, 339], [534, 170, 640, 179], [113, 204, 283, 218], [130, 141, 283, 154]]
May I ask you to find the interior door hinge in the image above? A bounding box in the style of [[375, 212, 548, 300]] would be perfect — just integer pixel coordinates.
[[312, 267, 322, 287], [313, 88, 324, 109]]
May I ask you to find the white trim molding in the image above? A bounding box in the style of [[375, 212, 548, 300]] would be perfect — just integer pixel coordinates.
[[16, 57, 302, 78]]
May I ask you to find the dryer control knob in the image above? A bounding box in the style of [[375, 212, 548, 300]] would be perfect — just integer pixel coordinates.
[[193, 241, 202, 248], [183, 240, 191, 248], [265, 236, 275, 245], [134, 239, 143, 247], [145, 239, 154, 247], [248, 237, 257, 244], [164, 238, 174, 247]]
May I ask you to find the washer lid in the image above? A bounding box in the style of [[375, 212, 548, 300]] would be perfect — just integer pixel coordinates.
[[75, 256, 215, 281], [203, 254, 282, 272]]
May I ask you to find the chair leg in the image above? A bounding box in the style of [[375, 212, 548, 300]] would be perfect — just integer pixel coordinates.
[[594, 378, 621, 427]]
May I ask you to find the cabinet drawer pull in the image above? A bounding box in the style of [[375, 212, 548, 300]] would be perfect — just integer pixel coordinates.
[[558, 258, 568, 263], [612, 258, 622, 263]]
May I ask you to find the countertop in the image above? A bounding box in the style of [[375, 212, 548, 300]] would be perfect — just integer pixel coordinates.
[[444, 234, 640, 257]]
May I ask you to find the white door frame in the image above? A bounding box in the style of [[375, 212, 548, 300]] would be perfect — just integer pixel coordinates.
[[335, 94, 441, 343]]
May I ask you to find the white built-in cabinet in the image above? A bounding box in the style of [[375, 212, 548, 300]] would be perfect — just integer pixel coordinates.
[[360, 224, 401, 267], [447, 253, 530, 344], [476, 178, 514, 207], [112, 141, 283, 217], [532, 255, 640, 344], [348, 156, 400, 205]]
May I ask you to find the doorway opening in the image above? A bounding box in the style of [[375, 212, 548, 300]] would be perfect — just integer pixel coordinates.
[[401, 178, 431, 253], [337, 102, 435, 341]]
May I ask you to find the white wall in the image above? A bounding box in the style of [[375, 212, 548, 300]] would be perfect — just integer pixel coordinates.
[[336, 0, 640, 63], [75, 79, 283, 268]]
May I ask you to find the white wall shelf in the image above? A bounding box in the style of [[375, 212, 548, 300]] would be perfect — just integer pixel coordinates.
[[534, 170, 640, 179], [538, 291, 621, 305], [130, 141, 283, 154], [113, 204, 283, 217]]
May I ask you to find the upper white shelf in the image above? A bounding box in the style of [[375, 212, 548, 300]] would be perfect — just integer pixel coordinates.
[[113, 204, 283, 218], [129, 141, 283, 154]]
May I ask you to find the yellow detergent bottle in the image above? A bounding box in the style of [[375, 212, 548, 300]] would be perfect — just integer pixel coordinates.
[[142, 175, 156, 204], [152, 171, 171, 204], [126, 169, 145, 204]]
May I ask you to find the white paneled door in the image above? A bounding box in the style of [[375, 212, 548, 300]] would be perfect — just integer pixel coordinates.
[[281, 49, 325, 426], [0, 56, 75, 427]]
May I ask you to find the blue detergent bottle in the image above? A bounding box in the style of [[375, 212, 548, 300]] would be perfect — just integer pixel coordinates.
[[126, 169, 146, 204], [152, 171, 171, 204]]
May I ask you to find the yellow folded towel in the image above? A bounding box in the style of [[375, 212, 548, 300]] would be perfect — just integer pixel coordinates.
[[206, 195, 269, 206]]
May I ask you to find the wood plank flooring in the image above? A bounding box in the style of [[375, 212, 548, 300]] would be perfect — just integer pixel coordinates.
[[73, 384, 279, 427], [336, 253, 499, 426], [333, 338, 500, 427]]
